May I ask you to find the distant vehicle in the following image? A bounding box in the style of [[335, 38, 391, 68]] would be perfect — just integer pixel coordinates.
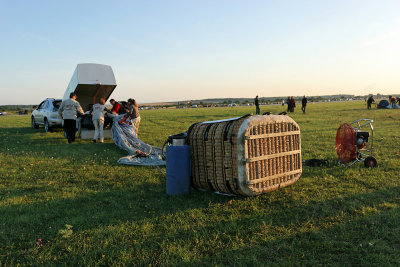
[[192, 105, 198, 108], [31, 98, 62, 132], [0, 112, 7, 115]]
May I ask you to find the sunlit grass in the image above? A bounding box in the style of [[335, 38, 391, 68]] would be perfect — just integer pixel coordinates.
[[1, 101, 400, 265]]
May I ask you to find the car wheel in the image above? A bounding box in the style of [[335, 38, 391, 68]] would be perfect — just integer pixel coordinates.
[[31, 117, 39, 129], [44, 119, 52, 132], [364, 156, 377, 168]]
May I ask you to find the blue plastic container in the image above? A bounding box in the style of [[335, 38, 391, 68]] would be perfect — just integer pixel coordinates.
[[166, 145, 191, 195]]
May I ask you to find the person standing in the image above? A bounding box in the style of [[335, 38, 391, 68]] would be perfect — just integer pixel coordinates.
[[92, 98, 106, 143], [287, 96, 291, 112], [391, 96, 397, 108], [254, 95, 260, 115], [290, 96, 296, 112], [58, 92, 84, 143], [301, 95, 307, 113], [127, 98, 141, 135], [367, 95, 374, 109]]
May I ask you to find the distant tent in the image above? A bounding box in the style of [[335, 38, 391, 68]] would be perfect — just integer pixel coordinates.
[[377, 100, 389, 109]]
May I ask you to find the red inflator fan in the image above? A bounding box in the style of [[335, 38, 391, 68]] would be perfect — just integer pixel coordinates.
[[336, 119, 377, 167]]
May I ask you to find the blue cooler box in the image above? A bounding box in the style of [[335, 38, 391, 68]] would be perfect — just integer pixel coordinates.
[[166, 145, 191, 195]]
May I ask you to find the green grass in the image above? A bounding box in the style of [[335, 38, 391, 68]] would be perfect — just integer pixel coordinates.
[[1, 101, 400, 266]]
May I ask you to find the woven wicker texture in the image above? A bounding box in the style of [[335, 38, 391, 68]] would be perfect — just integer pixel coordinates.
[[188, 115, 302, 196]]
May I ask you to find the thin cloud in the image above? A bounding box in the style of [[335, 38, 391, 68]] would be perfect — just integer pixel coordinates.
[[363, 20, 400, 47], [363, 29, 400, 47], [21, 32, 54, 47]]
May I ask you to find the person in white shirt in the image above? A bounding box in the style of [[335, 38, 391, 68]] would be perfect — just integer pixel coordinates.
[[58, 93, 84, 143], [91, 98, 106, 143]]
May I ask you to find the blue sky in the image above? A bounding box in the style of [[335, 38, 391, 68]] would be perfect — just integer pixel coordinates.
[[1, 0, 399, 105]]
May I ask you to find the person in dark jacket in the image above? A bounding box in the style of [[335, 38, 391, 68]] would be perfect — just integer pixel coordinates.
[[367, 95, 375, 109], [301, 95, 307, 113], [254, 95, 260, 115]]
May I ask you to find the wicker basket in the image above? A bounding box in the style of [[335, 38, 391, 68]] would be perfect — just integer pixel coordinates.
[[188, 114, 302, 196]]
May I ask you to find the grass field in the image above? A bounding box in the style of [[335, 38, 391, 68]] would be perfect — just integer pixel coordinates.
[[1, 101, 400, 266]]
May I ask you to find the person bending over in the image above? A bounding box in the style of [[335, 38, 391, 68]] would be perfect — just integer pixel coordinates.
[[92, 98, 106, 143]]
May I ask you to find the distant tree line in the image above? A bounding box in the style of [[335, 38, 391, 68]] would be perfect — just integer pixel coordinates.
[[0, 105, 33, 112], [2, 94, 398, 111]]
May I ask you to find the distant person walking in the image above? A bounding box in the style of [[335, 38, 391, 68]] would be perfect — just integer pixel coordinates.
[[287, 96, 291, 112], [92, 98, 106, 143], [254, 95, 260, 115], [127, 98, 141, 135], [58, 92, 84, 143], [301, 95, 307, 113], [367, 95, 375, 109]]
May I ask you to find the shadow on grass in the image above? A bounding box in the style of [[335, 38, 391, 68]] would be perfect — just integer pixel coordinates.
[[2, 184, 400, 265], [0, 126, 126, 164], [1, 126, 66, 144], [0, 182, 232, 244], [194, 206, 400, 266], [173, 185, 400, 265]]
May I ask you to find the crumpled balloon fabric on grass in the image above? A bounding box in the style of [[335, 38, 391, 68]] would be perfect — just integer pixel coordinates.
[[118, 151, 165, 166], [109, 113, 166, 166]]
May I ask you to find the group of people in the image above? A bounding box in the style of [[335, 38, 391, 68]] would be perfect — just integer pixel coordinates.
[[286, 96, 296, 112], [367, 95, 400, 109], [389, 95, 400, 107], [287, 96, 308, 113], [254, 95, 308, 114], [58, 93, 140, 144]]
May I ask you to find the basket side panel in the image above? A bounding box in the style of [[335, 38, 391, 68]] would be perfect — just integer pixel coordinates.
[[238, 115, 302, 195]]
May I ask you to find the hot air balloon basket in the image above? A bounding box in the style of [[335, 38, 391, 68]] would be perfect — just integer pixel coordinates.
[[188, 114, 302, 196]]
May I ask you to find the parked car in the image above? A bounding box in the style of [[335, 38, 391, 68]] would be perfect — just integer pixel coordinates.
[[31, 98, 62, 132]]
